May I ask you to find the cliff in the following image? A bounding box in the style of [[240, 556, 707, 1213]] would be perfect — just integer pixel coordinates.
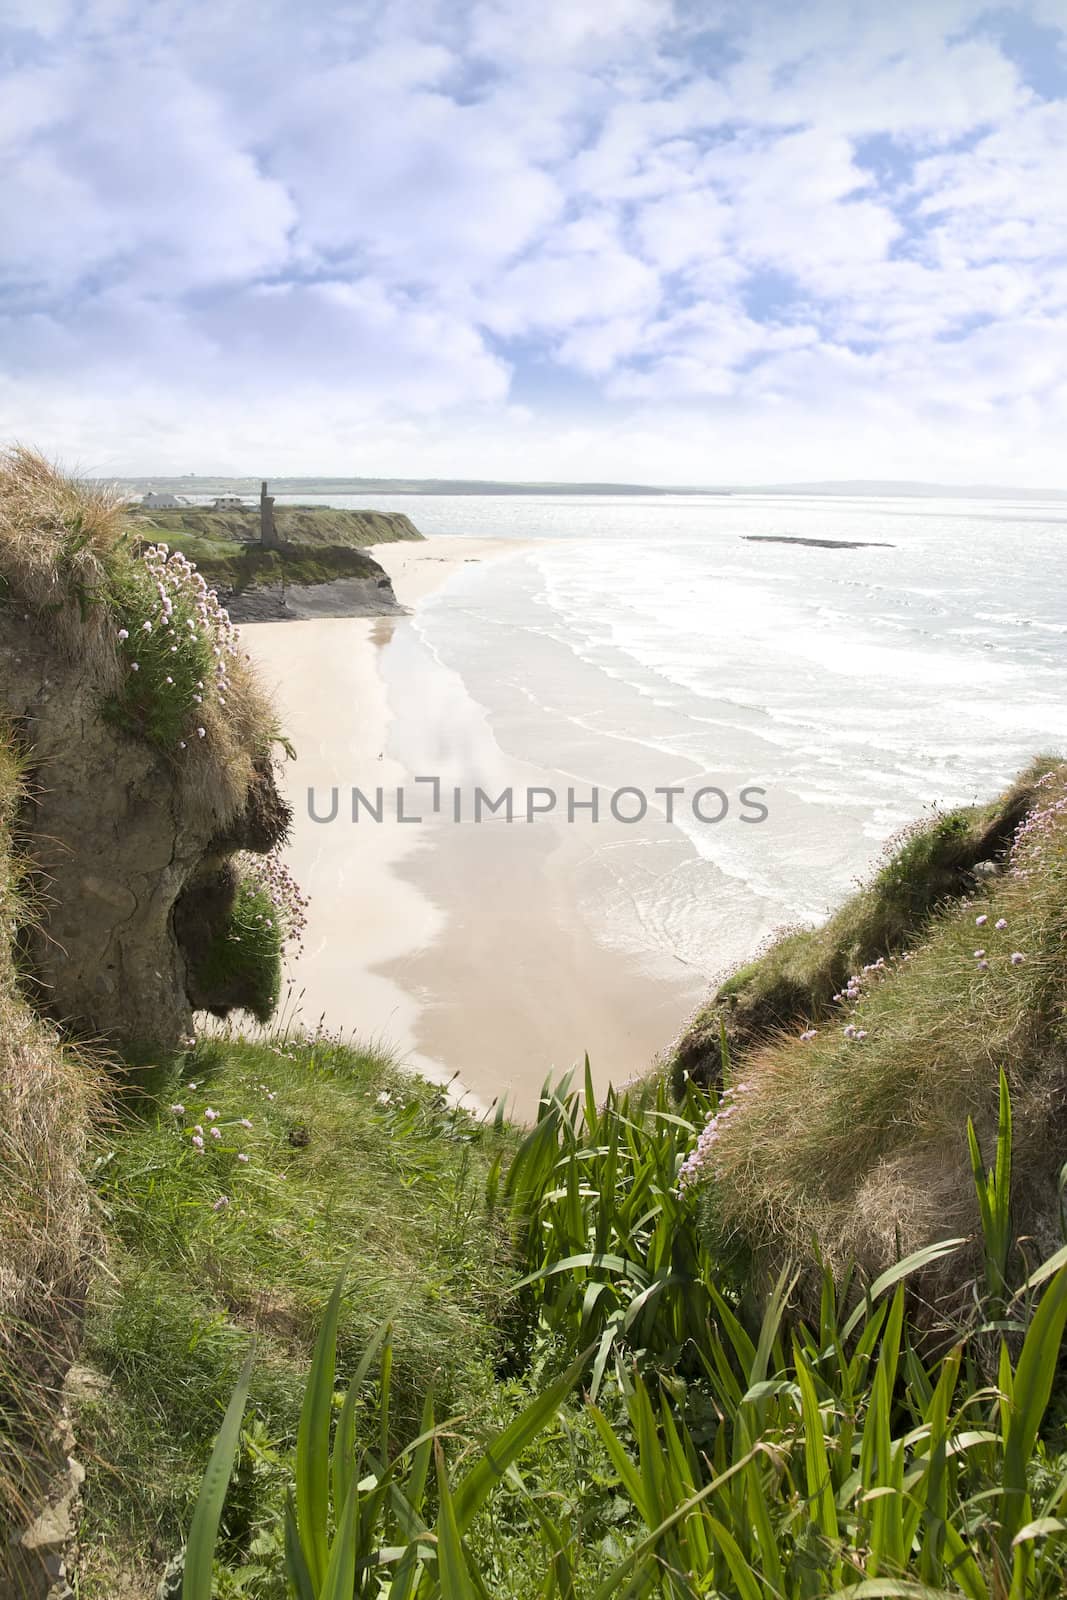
[[129, 504, 423, 621], [671, 755, 1067, 1288], [0, 449, 291, 1050]]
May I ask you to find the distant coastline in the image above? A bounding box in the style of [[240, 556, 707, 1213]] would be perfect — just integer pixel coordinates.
[[100, 475, 1067, 500]]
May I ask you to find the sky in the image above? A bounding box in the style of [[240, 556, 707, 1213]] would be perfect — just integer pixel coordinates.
[[1, 0, 1067, 484]]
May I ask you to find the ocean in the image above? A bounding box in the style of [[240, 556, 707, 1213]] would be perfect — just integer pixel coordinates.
[[277, 491, 1067, 993]]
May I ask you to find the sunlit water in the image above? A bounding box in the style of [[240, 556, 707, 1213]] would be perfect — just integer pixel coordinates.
[[274, 491, 1067, 984]]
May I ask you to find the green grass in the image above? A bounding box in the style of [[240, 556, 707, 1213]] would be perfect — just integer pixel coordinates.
[[185, 875, 283, 1025], [129, 505, 422, 594], [142, 538, 388, 595], [100, 539, 217, 750], [692, 759, 1067, 1285], [182, 1077, 1067, 1600], [73, 1032, 516, 1594], [669, 756, 1059, 1090]]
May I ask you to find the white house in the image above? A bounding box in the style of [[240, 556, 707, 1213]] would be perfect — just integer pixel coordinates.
[[141, 491, 181, 509], [212, 495, 245, 510]]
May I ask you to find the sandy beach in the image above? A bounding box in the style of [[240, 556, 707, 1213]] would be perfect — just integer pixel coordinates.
[[243, 534, 706, 1117]]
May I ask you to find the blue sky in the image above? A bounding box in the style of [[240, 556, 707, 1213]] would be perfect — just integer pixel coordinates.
[[1, 0, 1066, 483]]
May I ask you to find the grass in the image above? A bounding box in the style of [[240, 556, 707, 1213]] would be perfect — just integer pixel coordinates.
[[0, 728, 105, 1592], [128, 504, 422, 595], [184, 870, 283, 1025], [183, 1076, 1067, 1599], [72, 1030, 516, 1595], [0, 445, 280, 825], [693, 759, 1067, 1286], [130, 505, 422, 552], [133, 534, 389, 596], [669, 755, 1058, 1090]]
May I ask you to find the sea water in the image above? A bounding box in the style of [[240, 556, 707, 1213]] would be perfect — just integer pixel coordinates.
[[282, 490, 1067, 984]]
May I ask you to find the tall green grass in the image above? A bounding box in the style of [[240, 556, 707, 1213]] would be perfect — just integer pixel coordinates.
[[183, 1076, 1067, 1597]]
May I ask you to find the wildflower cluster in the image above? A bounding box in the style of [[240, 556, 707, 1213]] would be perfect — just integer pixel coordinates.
[[1011, 776, 1067, 880], [678, 1079, 752, 1192], [237, 849, 309, 956], [169, 1099, 255, 1206], [107, 540, 241, 751], [972, 910, 1025, 972]]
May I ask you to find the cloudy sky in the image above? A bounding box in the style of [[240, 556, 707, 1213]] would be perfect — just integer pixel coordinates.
[[2, 0, 1066, 484]]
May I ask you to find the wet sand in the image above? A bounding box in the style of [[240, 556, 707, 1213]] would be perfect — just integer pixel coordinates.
[[244, 535, 706, 1118]]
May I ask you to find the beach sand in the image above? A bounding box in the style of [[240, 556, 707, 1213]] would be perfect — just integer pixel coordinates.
[[243, 535, 706, 1118]]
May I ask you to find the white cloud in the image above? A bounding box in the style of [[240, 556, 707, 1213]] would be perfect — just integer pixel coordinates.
[[0, 0, 1066, 482]]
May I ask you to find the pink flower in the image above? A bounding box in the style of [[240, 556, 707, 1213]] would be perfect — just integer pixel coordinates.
[[1011, 952, 1026, 966], [210, 1127, 222, 1140], [204, 1107, 219, 1120], [191, 1134, 204, 1149], [974, 949, 986, 959], [212, 1196, 230, 1212], [995, 918, 1008, 930], [170, 1103, 185, 1116], [239, 1118, 252, 1129], [976, 915, 988, 927], [237, 1152, 249, 1163], [117, 628, 129, 641], [130, 662, 139, 671], [977, 960, 989, 972], [800, 1029, 817, 1042]]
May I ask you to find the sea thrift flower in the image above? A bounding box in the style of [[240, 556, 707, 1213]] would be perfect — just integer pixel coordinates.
[[975, 949, 986, 959], [212, 1196, 229, 1212], [977, 960, 989, 972], [800, 1029, 817, 1042], [191, 1134, 204, 1149], [210, 1126, 222, 1140], [237, 1152, 249, 1163], [197, 727, 206, 738], [995, 918, 1008, 930], [204, 1107, 219, 1120], [117, 628, 129, 641], [239, 1118, 253, 1129], [130, 662, 139, 671], [976, 914, 988, 927], [1011, 951, 1026, 965], [170, 1103, 185, 1116]]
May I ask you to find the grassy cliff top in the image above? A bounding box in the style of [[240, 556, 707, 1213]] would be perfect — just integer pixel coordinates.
[[128, 504, 422, 594], [676, 755, 1067, 1282], [0, 448, 278, 812]]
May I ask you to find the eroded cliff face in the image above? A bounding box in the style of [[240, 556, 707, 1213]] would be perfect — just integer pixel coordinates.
[[1, 612, 289, 1047]]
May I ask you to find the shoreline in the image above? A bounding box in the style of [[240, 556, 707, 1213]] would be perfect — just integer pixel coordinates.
[[243, 534, 707, 1118]]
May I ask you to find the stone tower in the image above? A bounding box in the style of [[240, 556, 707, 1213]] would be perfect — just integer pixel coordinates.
[[259, 480, 278, 549]]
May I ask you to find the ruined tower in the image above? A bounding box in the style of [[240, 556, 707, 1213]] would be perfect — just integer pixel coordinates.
[[259, 480, 278, 549]]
